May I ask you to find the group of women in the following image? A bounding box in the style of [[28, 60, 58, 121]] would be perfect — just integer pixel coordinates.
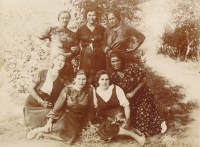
[[23, 7, 167, 146]]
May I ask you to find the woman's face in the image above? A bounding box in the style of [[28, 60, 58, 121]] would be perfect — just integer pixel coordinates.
[[110, 56, 122, 70], [52, 55, 65, 70], [74, 74, 87, 89], [107, 13, 120, 28], [87, 11, 97, 24], [98, 74, 110, 90], [59, 12, 71, 27]]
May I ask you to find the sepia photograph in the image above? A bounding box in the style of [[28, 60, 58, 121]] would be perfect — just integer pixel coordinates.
[[0, 0, 200, 146]]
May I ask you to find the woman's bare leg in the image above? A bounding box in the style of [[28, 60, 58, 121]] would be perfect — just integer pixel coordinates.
[[118, 127, 145, 146], [36, 133, 63, 141], [27, 127, 47, 140]]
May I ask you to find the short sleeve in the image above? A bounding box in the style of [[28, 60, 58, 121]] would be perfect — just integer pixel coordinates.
[[32, 71, 41, 84], [38, 27, 52, 40], [115, 86, 129, 107]]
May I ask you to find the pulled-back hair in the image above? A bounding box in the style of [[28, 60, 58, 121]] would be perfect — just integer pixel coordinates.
[[84, 6, 99, 22], [94, 70, 112, 88], [107, 9, 121, 22]]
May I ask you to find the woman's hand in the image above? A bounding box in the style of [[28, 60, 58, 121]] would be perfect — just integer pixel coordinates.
[[44, 120, 53, 132], [126, 91, 136, 99], [122, 119, 130, 129], [71, 46, 79, 53], [41, 101, 53, 108], [104, 46, 110, 54]]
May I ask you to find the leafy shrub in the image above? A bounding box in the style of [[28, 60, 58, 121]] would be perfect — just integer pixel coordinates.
[[157, 0, 200, 61]]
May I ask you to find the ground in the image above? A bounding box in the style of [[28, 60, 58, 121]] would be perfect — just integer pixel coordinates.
[[0, 0, 200, 146]]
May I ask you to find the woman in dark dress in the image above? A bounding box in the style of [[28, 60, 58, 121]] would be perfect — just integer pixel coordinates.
[[26, 70, 94, 145], [93, 70, 145, 147], [24, 53, 66, 129], [76, 7, 106, 84], [103, 9, 145, 62], [108, 51, 167, 136]]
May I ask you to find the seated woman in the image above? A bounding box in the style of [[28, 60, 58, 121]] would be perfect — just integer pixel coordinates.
[[108, 51, 167, 136], [24, 52, 66, 129], [26, 70, 94, 145], [93, 70, 145, 146]]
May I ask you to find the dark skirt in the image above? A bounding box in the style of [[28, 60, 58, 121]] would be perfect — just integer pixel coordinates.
[[51, 110, 84, 145], [24, 95, 51, 129], [80, 46, 106, 84], [97, 121, 120, 141]]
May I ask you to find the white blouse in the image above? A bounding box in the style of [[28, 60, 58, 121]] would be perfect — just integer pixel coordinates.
[[40, 70, 53, 95], [93, 84, 129, 108]]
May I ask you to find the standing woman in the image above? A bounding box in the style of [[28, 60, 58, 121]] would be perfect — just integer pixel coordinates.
[[24, 52, 66, 129], [103, 9, 145, 59], [108, 51, 167, 136], [36, 10, 79, 83], [26, 70, 94, 145], [36, 10, 79, 60], [76, 7, 106, 84]]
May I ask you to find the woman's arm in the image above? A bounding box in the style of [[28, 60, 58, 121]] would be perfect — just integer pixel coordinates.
[[127, 27, 145, 52], [46, 87, 67, 119], [28, 81, 44, 105], [124, 105, 130, 121], [126, 77, 147, 99]]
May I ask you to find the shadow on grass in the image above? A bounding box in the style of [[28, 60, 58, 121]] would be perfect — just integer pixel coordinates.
[[145, 66, 198, 135]]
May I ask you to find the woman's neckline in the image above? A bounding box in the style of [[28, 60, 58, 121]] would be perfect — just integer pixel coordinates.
[[86, 22, 96, 32]]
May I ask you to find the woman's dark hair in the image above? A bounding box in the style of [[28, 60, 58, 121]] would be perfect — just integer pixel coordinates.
[[107, 9, 121, 22], [58, 10, 71, 21], [84, 6, 99, 22], [107, 51, 125, 71], [74, 69, 87, 79], [94, 70, 112, 88]]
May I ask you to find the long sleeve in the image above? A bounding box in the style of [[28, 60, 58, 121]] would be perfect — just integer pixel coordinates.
[[84, 87, 95, 122], [128, 26, 145, 45], [46, 87, 67, 120]]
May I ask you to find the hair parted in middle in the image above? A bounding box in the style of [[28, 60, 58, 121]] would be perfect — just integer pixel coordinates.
[[107, 8, 121, 22], [94, 70, 112, 88], [84, 6, 99, 22]]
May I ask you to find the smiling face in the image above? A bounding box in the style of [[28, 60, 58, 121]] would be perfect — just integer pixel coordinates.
[[58, 12, 71, 27], [107, 12, 120, 28], [98, 74, 110, 90], [74, 74, 87, 89], [86, 11, 97, 24], [52, 54, 66, 70], [110, 56, 122, 70]]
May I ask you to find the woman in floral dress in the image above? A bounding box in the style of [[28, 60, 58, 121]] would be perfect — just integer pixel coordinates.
[[108, 51, 167, 136]]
